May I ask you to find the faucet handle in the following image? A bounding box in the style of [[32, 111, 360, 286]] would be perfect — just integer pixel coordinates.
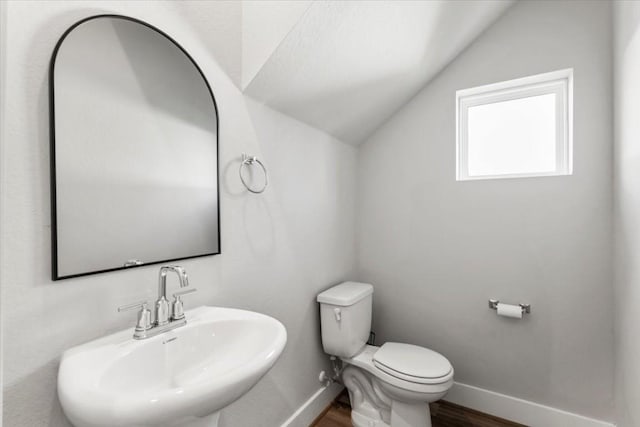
[[117, 300, 148, 312], [118, 301, 152, 333], [171, 288, 197, 320], [173, 288, 197, 298]]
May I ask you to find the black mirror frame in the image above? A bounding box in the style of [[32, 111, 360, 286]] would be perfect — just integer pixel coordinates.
[[49, 14, 221, 281]]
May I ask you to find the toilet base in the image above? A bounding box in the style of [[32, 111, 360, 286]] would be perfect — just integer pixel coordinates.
[[344, 363, 435, 427], [351, 402, 432, 427], [390, 401, 431, 427], [351, 410, 390, 427]]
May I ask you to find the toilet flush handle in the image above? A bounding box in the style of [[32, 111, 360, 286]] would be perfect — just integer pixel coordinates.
[[334, 308, 341, 322]]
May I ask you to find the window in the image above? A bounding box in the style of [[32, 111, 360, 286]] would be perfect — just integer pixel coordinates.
[[456, 69, 573, 181]]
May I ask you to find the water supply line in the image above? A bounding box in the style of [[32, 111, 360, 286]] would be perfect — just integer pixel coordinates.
[[318, 356, 344, 387]]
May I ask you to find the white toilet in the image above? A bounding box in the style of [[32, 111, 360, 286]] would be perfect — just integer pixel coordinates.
[[317, 282, 454, 427]]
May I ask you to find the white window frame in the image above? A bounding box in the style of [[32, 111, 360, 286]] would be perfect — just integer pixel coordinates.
[[456, 69, 573, 181]]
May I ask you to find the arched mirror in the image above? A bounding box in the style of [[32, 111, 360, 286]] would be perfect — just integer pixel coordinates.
[[50, 15, 220, 280]]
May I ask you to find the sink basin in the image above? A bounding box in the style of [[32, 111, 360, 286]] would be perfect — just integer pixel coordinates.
[[58, 306, 287, 427]]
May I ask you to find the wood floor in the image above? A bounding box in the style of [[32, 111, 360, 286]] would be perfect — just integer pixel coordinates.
[[311, 391, 525, 427]]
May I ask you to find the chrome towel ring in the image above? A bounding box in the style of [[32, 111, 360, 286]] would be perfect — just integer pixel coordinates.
[[239, 153, 268, 194]]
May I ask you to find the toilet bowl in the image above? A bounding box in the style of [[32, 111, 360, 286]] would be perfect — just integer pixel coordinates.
[[317, 282, 454, 427]]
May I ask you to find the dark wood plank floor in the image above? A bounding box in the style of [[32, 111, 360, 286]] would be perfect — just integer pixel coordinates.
[[311, 391, 525, 427]]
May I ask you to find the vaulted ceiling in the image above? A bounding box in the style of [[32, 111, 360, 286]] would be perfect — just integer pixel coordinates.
[[242, 1, 514, 145], [172, 1, 514, 146]]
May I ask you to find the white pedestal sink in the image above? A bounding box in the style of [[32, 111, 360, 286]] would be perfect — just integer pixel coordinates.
[[58, 306, 287, 427]]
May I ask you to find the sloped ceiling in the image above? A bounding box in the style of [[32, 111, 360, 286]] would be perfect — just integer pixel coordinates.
[[243, 0, 514, 145], [242, 1, 313, 88]]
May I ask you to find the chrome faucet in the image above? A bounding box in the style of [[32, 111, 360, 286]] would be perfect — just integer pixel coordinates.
[[156, 265, 189, 325], [118, 265, 196, 340]]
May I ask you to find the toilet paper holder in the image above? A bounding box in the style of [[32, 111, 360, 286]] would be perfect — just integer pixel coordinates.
[[488, 299, 531, 314]]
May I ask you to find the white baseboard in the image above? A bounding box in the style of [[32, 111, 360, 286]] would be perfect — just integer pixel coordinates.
[[446, 382, 615, 427], [279, 379, 614, 427], [280, 382, 344, 427]]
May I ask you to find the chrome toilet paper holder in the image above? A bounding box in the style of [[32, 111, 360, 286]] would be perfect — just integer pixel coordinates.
[[488, 299, 531, 314]]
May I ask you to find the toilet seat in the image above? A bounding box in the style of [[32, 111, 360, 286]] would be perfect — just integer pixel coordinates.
[[373, 342, 452, 385], [343, 345, 454, 394]]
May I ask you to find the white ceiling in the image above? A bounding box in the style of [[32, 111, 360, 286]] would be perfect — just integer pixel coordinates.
[[242, 1, 313, 88], [243, 1, 514, 145]]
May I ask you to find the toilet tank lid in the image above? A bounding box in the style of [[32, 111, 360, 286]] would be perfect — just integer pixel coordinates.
[[317, 282, 373, 306]]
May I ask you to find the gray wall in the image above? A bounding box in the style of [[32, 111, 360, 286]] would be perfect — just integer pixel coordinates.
[[0, 2, 356, 426], [613, 2, 640, 426], [357, 0, 614, 421]]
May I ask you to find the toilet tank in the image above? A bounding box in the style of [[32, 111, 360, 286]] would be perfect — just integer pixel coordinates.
[[317, 282, 373, 358]]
